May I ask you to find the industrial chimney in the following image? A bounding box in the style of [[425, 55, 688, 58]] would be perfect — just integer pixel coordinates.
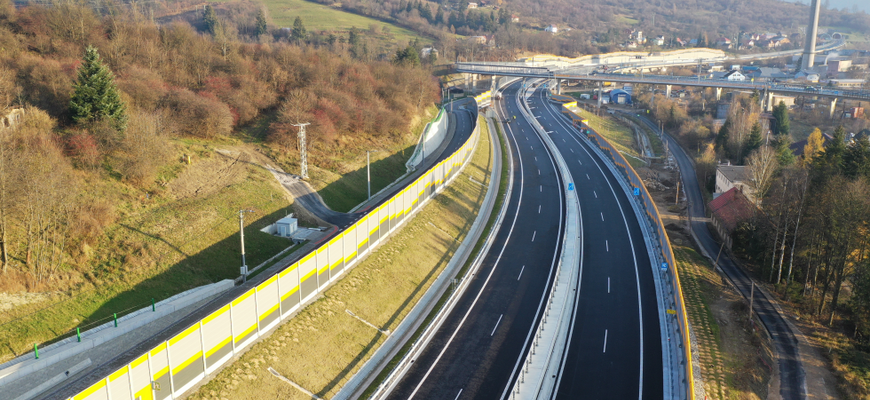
[[801, 0, 821, 71]]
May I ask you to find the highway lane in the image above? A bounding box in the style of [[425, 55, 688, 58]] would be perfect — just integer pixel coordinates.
[[386, 81, 566, 399], [633, 113, 806, 399], [525, 86, 664, 399]]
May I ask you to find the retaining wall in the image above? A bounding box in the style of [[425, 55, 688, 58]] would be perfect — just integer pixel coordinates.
[[64, 97, 485, 400]]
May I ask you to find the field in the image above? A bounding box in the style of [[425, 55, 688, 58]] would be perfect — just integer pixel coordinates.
[[210, 0, 425, 45], [188, 117, 495, 400], [568, 105, 647, 168]]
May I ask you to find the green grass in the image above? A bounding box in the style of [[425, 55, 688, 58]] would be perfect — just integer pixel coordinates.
[[614, 14, 639, 25], [219, 0, 425, 45], [569, 106, 641, 158]]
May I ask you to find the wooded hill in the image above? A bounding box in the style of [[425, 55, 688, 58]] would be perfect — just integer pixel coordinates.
[[0, 0, 439, 292]]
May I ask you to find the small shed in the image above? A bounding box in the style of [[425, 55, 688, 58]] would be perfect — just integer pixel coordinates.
[[275, 216, 298, 238]]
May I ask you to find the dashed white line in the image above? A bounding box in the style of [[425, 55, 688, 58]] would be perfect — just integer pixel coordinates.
[[534, 156, 537, 161], [601, 212, 604, 221], [578, 160, 583, 165], [570, 148, 574, 153], [455, 389, 463, 400], [538, 205, 541, 213], [518, 266, 525, 280], [608, 277, 611, 293], [586, 174, 591, 180], [606, 240, 609, 252], [532, 231, 537, 242], [603, 329, 608, 353], [491, 314, 504, 336], [538, 169, 541, 175], [530, 145, 534, 150], [540, 185, 542, 192], [562, 138, 566, 143], [594, 191, 598, 198]]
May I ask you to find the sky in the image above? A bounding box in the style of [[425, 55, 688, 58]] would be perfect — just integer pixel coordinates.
[[788, 0, 870, 14]]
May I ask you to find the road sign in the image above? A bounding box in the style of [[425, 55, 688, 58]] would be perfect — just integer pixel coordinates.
[[661, 262, 668, 272], [633, 187, 640, 196], [568, 183, 574, 191], [666, 309, 677, 315]]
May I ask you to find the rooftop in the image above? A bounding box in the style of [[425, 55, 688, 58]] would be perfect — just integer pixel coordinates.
[[709, 187, 756, 233], [718, 165, 748, 183]]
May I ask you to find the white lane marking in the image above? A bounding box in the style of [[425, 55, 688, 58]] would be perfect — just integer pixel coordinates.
[[606, 240, 609, 251], [532, 231, 537, 242], [534, 156, 537, 161], [603, 329, 608, 353], [601, 212, 604, 221], [570, 148, 575, 153], [608, 277, 611, 293], [586, 173, 590, 180], [538, 169, 541, 175], [578, 160, 582, 165], [518, 265, 525, 280], [594, 191, 598, 198], [491, 314, 504, 336], [540, 185, 542, 192], [562, 138, 566, 143], [547, 101, 646, 398], [454, 389, 463, 400], [531, 145, 534, 150], [538, 205, 541, 213]]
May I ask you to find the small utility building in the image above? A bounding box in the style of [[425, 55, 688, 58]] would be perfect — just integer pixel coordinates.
[[609, 89, 632, 104], [275, 216, 298, 238]]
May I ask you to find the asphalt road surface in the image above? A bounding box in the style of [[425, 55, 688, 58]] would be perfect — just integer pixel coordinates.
[[633, 114, 806, 399], [386, 80, 566, 400], [524, 86, 663, 399]]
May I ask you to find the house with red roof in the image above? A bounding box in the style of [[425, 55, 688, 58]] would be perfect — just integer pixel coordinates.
[[708, 187, 757, 249]]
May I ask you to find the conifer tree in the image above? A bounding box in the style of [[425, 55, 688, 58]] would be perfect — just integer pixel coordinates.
[[69, 46, 127, 131], [255, 9, 268, 37], [291, 16, 306, 42], [203, 5, 218, 34], [773, 101, 790, 137]]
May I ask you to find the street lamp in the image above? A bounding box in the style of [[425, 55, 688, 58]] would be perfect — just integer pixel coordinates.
[[239, 209, 254, 283]]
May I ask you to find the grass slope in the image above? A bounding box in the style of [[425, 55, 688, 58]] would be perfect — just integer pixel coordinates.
[[188, 118, 492, 400]]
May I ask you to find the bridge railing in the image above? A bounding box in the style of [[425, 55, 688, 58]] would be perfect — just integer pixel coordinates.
[[561, 104, 695, 400], [61, 102, 483, 400]]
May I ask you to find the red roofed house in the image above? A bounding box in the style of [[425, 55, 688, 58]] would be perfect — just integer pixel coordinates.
[[708, 187, 756, 249]]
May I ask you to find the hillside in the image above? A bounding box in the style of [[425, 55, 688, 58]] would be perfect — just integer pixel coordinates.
[[0, 0, 440, 362]]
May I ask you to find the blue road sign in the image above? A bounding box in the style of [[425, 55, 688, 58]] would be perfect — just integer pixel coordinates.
[[633, 187, 640, 196], [568, 183, 574, 191], [661, 262, 668, 272]]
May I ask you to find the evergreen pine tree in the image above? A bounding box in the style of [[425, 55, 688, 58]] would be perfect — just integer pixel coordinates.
[[773, 135, 795, 166], [743, 122, 763, 162], [69, 46, 127, 131], [203, 5, 218, 34], [715, 120, 730, 152], [255, 9, 268, 37], [292, 17, 306, 42], [773, 101, 790, 137]]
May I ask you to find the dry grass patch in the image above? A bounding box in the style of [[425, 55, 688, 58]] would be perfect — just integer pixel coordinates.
[[189, 123, 493, 400]]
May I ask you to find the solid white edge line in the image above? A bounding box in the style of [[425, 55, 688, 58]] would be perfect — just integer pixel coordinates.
[[541, 89, 646, 400], [499, 80, 566, 400]]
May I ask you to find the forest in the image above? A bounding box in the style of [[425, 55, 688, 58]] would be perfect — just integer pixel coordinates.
[[0, 0, 439, 291]]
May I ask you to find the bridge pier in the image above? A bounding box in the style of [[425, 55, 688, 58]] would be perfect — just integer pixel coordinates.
[[765, 91, 775, 112], [491, 75, 498, 92], [715, 88, 722, 101], [830, 98, 838, 119], [471, 74, 478, 93], [665, 85, 672, 99], [556, 78, 563, 95], [597, 81, 603, 112]]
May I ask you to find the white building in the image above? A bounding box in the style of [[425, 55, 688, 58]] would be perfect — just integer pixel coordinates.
[[723, 70, 747, 81], [545, 25, 558, 34], [467, 2, 478, 8]]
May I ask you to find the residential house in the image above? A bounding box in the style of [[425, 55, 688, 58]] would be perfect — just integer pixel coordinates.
[[676, 38, 688, 47], [794, 71, 820, 82], [715, 164, 754, 201], [723, 70, 747, 81], [545, 25, 558, 34], [655, 35, 665, 46], [827, 59, 852, 77], [467, 2, 478, 8], [469, 35, 487, 44], [511, 15, 519, 22], [708, 187, 756, 249], [828, 79, 864, 88], [716, 37, 732, 48]]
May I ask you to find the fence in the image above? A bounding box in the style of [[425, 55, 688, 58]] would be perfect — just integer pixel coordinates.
[[63, 98, 483, 400], [561, 103, 695, 400]]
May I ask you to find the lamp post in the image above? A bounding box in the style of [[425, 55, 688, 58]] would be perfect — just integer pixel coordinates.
[[239, 209, 254, 283]]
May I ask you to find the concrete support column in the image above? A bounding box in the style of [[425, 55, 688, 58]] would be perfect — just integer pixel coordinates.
[[556, 79, 563, 95], [715, 88, 723, 101], [464, 73, 470, 91], [830, 98, 839, 119], [766, 91, 775, 112], [491, 75, 498, 92], [471, 74, 477, 93], [597, 81, 603, 111], [665, 85, 672, 98]]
